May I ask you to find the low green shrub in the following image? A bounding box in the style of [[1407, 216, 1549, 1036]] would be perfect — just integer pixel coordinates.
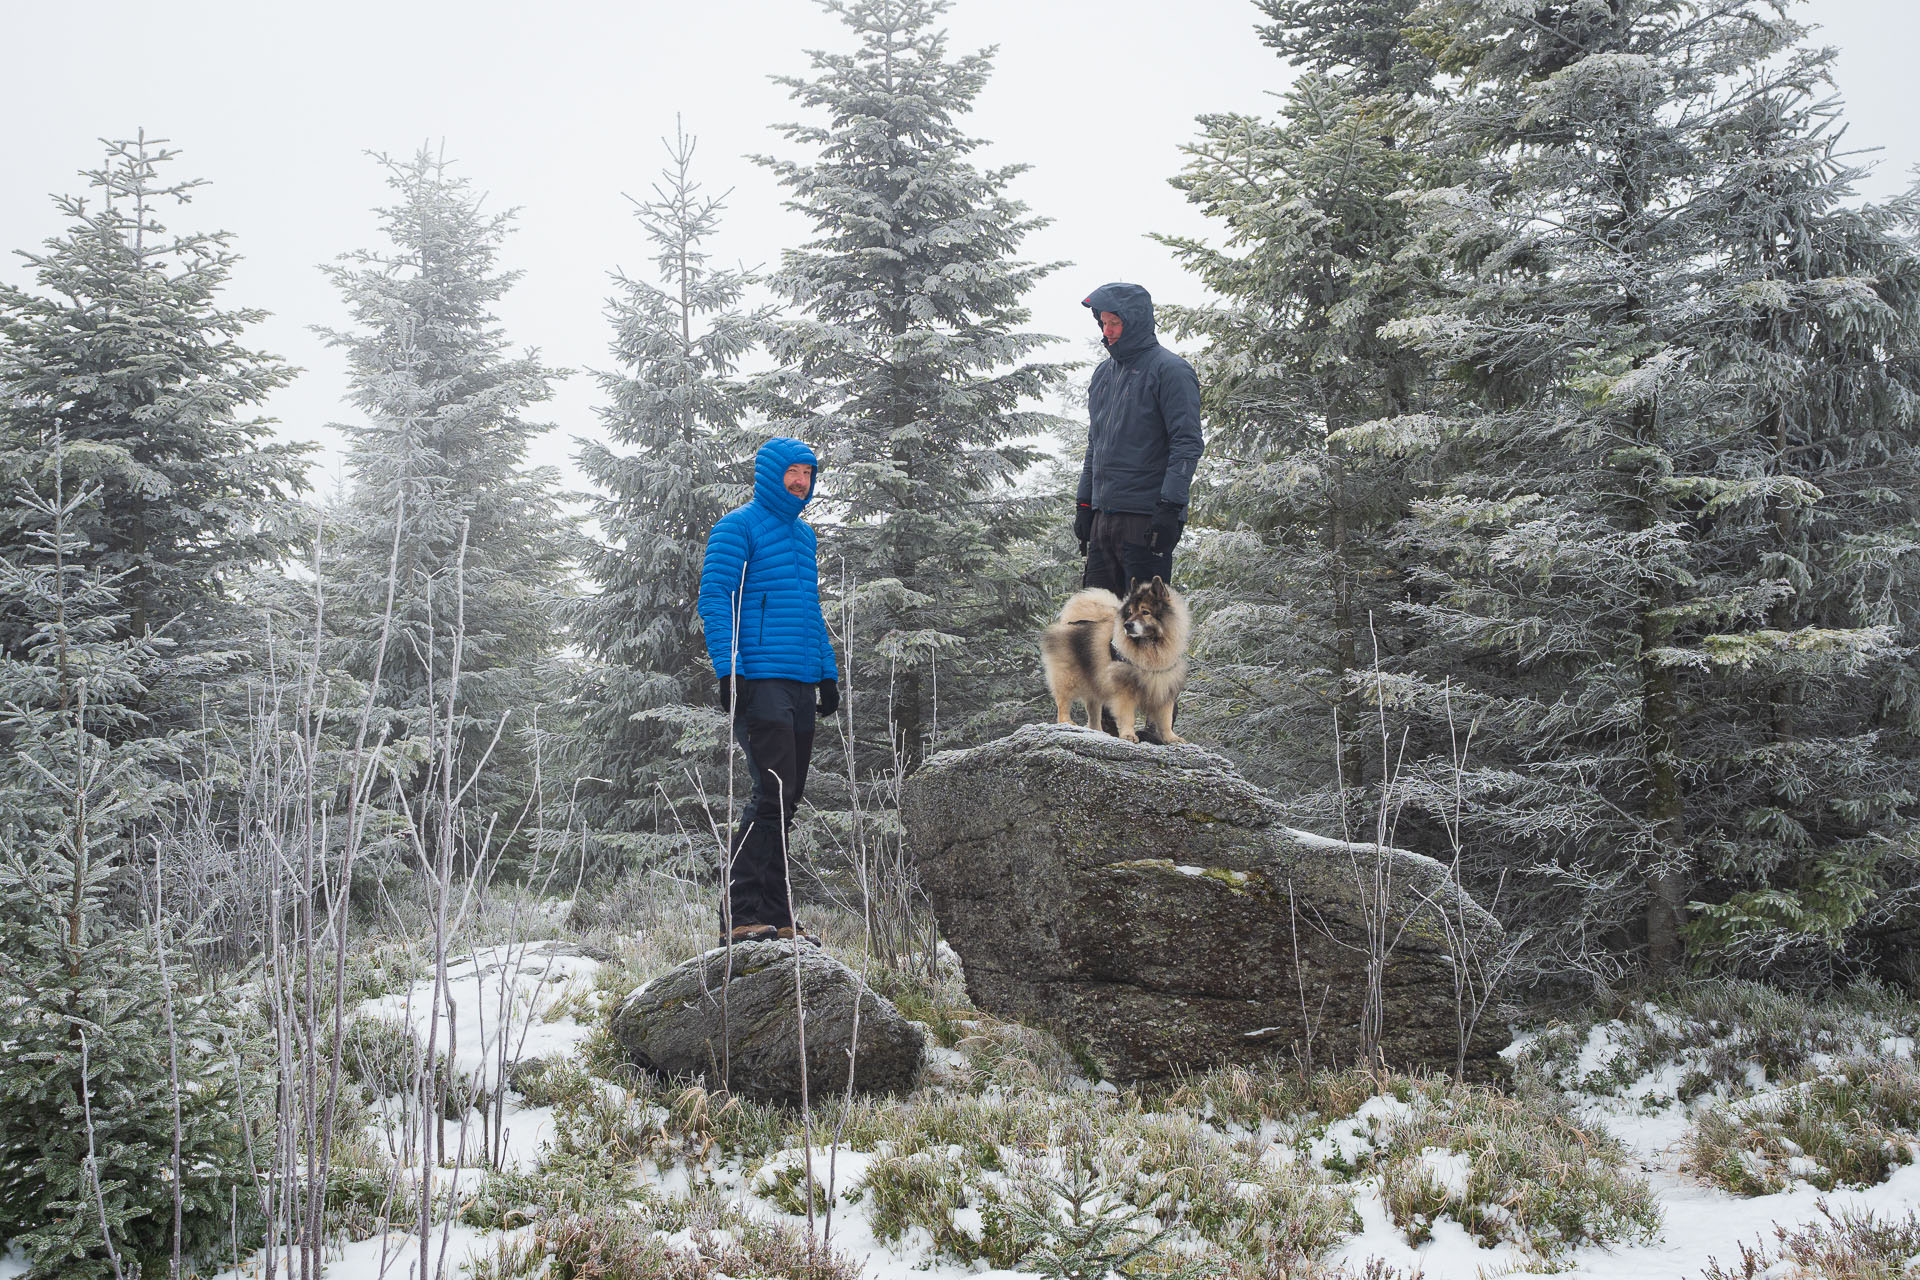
[[505, 1054, 594, 1109], [999, 1152, 1217, 1280], [1517, 980, 1920, 1104], [325, 1164, 418, 1243], [1346, 1077, 1661, 1261], [1094, 1109, 1353, 1266], [537, 1189, 857, 1280], [858, 1145, 1007, 1262], [461, 1147, 635, 1230], [463, 1231, 548, 1280], [1688, 1058, 1920, 1195], [338, 1013, 479, 1117]]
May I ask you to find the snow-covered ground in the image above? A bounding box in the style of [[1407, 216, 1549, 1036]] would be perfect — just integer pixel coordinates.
[[38, 960, 1919, 1280], [1330, 1075, 1920, 1278], [1331, 1017, 1920, 1278], [359, 941, 604, 1095], [354, 940, 604, 1176]]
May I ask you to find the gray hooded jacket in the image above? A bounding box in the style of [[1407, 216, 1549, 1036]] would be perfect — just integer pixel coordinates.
[[1077, 283, 1204, 515]]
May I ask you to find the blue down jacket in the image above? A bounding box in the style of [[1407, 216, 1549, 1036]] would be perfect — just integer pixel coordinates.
[[698, 437, 838, 683], [1077, 282, 1204, 515]]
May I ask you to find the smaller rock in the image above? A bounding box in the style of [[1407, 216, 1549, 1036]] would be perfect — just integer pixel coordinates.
[[610, 941, 925, 1105]]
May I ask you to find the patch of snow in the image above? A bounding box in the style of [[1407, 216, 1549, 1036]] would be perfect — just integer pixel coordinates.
[[1356, 1093, 1413, 1124], [1572, 1019, 1630, 1083], [1282, 826, 1366, 850], [1329, 1182, 1532, 1277], [1419, 1147, 1472, 1198], [358, 941, 602, 1092], [207, 1223, 503, 1280], [1578, 1093, 1694, 1162], [921, 1042, 973, 1086], [1500, 1026, 1540, 1061]]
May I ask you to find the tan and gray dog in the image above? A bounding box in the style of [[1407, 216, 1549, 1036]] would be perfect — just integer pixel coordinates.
[[1040, 577, 1190, 743]]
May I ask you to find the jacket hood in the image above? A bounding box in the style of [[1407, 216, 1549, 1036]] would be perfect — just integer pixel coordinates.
[[1083, 282, 1157, 362], [752, 436, 820, 519]]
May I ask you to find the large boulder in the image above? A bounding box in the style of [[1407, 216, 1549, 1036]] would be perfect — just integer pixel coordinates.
[[610, 940, 925, 1105], [902, 724, 1509, 1080]]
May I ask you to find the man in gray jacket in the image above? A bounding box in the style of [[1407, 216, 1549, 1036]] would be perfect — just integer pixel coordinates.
[[1075, 282, 1204, 596]]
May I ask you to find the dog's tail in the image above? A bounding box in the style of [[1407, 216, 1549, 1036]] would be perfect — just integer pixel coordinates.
[[1057, 587, 1122, 626]]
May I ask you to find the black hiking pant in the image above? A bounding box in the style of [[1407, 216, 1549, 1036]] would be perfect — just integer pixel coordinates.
[[728, 678, 815, 930], [1082, 509, 1174, 597]]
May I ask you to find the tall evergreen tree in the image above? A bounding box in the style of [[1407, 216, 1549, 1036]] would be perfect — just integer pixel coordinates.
[[1377, 0, 1920, 978], [1256, 0, 1434, 95], [1160, 8, 1450, 802], [573, 126, 767, 838], [319, 148, 574, 838], [758, 0, 1069, 768], [0, 133, 306, 656], [0, 446, 252, 1279]]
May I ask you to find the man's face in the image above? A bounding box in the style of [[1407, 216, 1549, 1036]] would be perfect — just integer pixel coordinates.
[[1099, 311, 1124, 346], [784, 463, 814, 499]]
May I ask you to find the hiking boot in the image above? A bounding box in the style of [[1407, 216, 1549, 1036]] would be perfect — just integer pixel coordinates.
[[777, 925, 822, 947], [724, 923, 779, 945]]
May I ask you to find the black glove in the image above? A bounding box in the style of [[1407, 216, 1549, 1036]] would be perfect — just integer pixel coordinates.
[[1074, 503, 1094, 555], [717, 673, 747, 713], [817, 678, 840, 716], [1148, 501, 1185, 554]]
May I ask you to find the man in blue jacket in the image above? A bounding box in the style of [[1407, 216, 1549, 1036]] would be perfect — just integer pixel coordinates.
[[698, 437, 840, 946], [1074, 283, 1204, 595]]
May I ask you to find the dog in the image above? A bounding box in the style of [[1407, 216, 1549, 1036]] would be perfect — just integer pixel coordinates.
[[1040, 576, 1190, 743]]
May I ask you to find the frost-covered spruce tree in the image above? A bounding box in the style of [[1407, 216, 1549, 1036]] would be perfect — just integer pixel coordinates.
[[0, 446, 252, 1279], [573, 127, 766, 841], [1382, 0, 1920, 978], [320, 149, 573, 843], [1671, 69, 1920, 977], [1158, 3, 1451, 803], [0, 133, 306, 662], [759, 0, 1068, 768], [1256, 0, 1436, 96]]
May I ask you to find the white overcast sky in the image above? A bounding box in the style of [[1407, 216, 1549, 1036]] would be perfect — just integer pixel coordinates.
[[3, 0, 1914, 495]]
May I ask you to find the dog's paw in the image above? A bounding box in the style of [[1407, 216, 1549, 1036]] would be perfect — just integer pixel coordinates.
[[1161, 733, 1188, 744]]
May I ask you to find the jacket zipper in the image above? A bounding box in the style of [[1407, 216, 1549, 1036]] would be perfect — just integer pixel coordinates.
[[758, 594, 767, 644]]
